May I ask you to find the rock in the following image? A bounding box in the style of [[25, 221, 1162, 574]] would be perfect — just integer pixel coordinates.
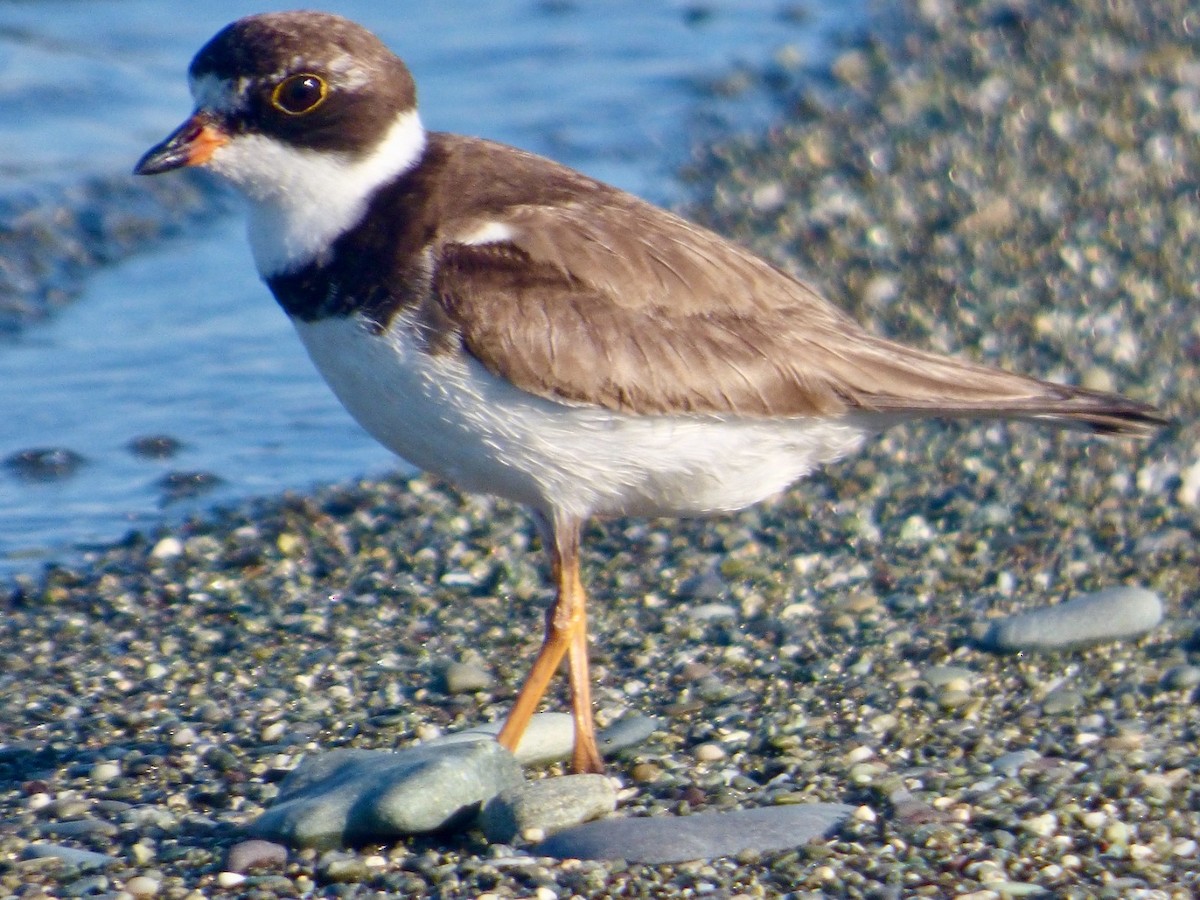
[[427, 712, 574, 767], [977, 587, 1163, 651], [532, 802, 854, 863], [597, 714, 662, 756], [4, 447, 86, 481], [22, 844, 118, 869], [479, 774, 617, 842], [248, 741, 523, 849], [990, 749, 1041, 776], [123, 875, 161, 898], [1041, 688, 1084, 715], [921, 665, 977, 689], [1160, 665, 1200, 691], [37, 818, 118, 838], [225, 839, 288, 872], [435, 660, 494, 694]]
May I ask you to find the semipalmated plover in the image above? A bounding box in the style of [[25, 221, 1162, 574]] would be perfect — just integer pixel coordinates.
[[136, 11, 1165, 774]]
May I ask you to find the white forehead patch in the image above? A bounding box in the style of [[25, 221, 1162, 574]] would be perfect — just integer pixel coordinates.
[[190, 73, 249, 113], [325, 52, 371, 90], [190, 55, 370, 114]]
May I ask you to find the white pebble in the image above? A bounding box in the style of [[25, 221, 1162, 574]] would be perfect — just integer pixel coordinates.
[[1022, 812, 1058, 837], [150, 537, 183, 559], [694, 743, 726, 762], [216, 872, 245, 888], [123, 875, 160, 898]]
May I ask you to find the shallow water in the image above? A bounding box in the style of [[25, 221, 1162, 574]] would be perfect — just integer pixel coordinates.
[[0, 0, 864, 575]]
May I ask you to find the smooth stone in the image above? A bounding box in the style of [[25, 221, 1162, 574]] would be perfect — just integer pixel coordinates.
[[685, 602, 738, 621], [1160, 665, 1200, 691], [675, 571, 726, 601], [37, 818, 118, 838], [225, 839, 288, 872], [1041, 688, 1084, 715], [990, 749, 1041, 776], [317, 851, 370, 883], [598, 714, 662, 755], [60, 875, 109, 897], [22, 844, 118, 869], [426, 712, 574, 767], [248, 740, 523, 850], [977, 586, 1163, 652], [435, 661, 494, 695], [123, 875, 161, 898], [479, 774, 617, 842], [532, 802, 854, 863], [921, 665, 977, 689]]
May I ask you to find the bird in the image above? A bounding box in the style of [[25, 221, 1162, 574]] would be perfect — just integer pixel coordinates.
[[135, 11, 1165, 775]]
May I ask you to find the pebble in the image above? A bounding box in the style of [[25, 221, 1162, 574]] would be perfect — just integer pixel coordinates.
[[90, 761, 121, 783], [225, 839, 289, 873], [597, 714, 662, 755], [1040, 688, 1084, 715], [435, 660, 494, 694], [248, 741, 523, 849], [157, 469, 224, 502], [22, 844, 118, 869], [1160, 664, 1200, 691], [1, 0, 1193, 896], [38, 818, 118, 838], [921, 665, 976, 690], [990, 749, 1041, 776], [684, 602, 738, 621], [127, 434, 184, 459], [533, 803, 854, 863], [693, 742, 726, 762], [123, 875, 161, 898], [977, 586, 1163, 651], [150, 537, 184, 560], [478, 774, 617, 843], [426, 712, 574, 767], [3, 447, 86, 480]]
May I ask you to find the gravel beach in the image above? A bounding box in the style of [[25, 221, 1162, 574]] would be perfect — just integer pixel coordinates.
[[3, 0, 1199, 896]]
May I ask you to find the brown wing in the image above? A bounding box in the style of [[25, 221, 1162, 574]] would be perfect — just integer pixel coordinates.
[[426, 147, 1162, 435]]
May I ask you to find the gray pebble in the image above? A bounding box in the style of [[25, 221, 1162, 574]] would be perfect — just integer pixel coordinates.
[[1041, 688, 1084, 715], [225, 839, 288, 872], [427, 712, 574, 767], [532, 802, 854, 863], [990, 749, 1041, 776], [37, 818, 118, 838], [248, 740, 523, 849], [22, 844, 118, 869], [60, 875, 109, 897], [675, 571, 727, 601], [317, 851, 370, 883], [921, 665, 976, 688], [977, 586, 1163, 652], [598, 714, 662, 755], [1160, 664, 1200, 691], [479, 773, 617, 842], [435, 660, 494, 694]]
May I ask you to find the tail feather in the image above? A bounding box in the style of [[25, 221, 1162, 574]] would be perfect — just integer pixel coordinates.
[[849, 336, 1168, 438]]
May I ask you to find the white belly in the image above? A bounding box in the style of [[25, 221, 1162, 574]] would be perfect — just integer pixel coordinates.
[[292, 313, 876, 520]]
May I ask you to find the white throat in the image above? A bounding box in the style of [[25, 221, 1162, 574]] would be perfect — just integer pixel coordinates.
[[204, 108, 427, 277]]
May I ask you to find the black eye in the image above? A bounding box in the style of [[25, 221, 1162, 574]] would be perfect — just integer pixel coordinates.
[[271, 74, 328, 115]]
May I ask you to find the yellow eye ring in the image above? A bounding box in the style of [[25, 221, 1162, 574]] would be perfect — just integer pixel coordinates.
[[271, 73, 328, 115]]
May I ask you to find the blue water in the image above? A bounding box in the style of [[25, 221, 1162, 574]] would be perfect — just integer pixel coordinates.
[[0, 0, 864, 576]]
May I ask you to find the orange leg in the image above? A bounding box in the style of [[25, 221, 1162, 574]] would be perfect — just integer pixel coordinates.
[[496, 516, 605, 774]]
